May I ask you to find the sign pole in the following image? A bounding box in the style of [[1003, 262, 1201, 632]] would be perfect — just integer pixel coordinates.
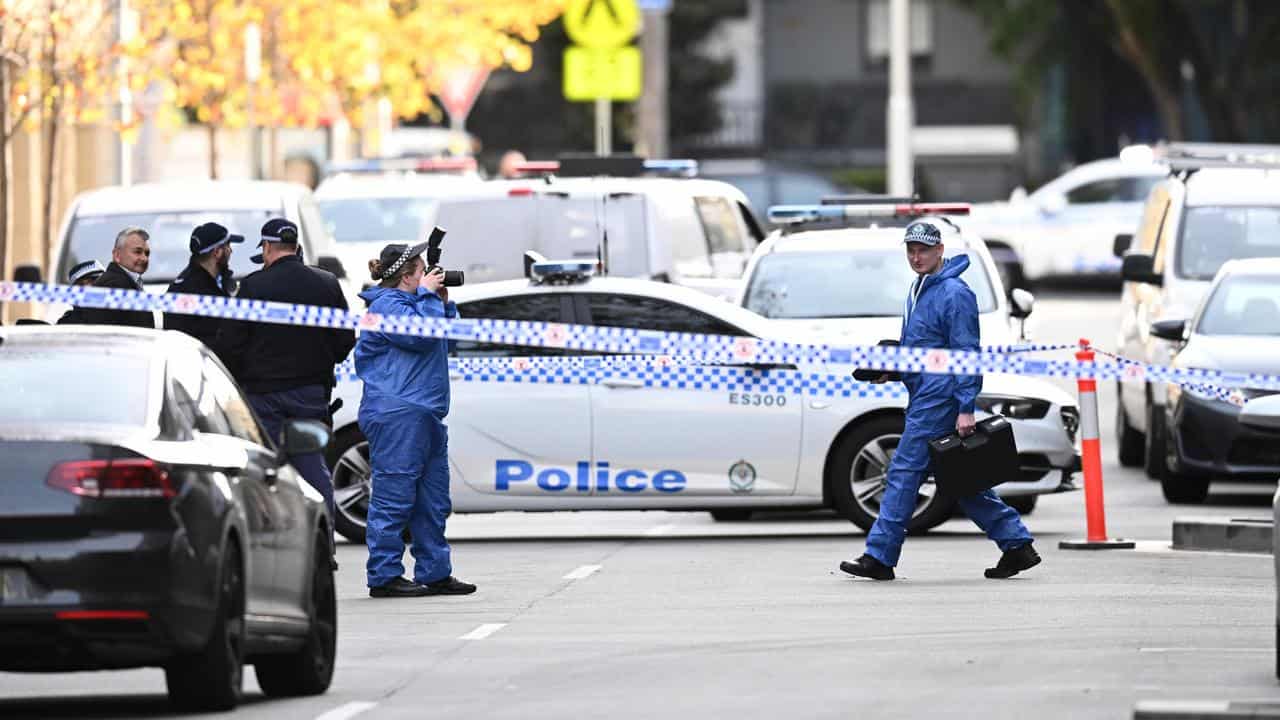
[[596, 97, 612, 156]]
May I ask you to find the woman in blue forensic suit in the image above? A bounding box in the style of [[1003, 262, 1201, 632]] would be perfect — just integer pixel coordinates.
[[356, 242, 476, 599]]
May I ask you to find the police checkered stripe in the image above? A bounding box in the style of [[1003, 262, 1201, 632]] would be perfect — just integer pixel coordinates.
[[10, 280, 1280, 393]]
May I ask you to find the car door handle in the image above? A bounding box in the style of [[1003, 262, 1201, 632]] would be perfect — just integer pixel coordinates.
[[600, 378, 646, 389]]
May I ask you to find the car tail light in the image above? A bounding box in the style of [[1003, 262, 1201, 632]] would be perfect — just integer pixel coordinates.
[[47, 459, 175, 499]]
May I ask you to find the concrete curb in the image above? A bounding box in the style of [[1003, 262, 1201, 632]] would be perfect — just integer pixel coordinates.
[[1134, 700, 1280, 719], [1172, 516, 1273, 554]]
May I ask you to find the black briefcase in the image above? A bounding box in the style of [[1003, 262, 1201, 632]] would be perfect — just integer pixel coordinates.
[[928, 415, 1019, 498]]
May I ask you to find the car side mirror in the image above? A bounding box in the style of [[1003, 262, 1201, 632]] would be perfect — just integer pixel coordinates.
[[13, 264, 42, 283], [1009, 288, 1035, 319], [1240, 395, 1280, 432], [1038, 192, 1067, 216], [1121, 253, 1162, 286], [280, 419, 331, 458], [1149, 318, 1187, 342], [1112, 233, 1133, 258], [316, 255, 346, 279]]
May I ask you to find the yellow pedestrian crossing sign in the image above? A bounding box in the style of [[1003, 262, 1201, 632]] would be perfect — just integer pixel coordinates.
[[564, 0, 641, 50], [564, 46, 642, 101]]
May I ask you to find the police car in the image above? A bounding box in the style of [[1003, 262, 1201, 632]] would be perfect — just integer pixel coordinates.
[[326, 257, 1081, 543]]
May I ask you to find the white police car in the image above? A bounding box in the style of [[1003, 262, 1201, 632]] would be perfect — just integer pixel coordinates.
[[326, 257, 1081, 542]]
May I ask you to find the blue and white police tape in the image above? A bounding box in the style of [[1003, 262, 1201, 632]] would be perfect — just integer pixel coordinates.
[[9, 280, 1280, 394]]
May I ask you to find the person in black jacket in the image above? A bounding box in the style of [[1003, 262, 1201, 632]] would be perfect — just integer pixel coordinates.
[[164, 222, 243, 359], [218, 218, 355, 519], [61, 227, 155, 328]]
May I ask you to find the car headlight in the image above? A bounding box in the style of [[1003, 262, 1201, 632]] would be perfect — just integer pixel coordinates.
[[975, 395, 1051, 420], [1060, 406, 1080, 441]]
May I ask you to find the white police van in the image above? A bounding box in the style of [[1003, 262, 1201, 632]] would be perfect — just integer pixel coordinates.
[[315, 155, 764, 299], [16, 179, 354, 319], [327, 256, 1081, 543]]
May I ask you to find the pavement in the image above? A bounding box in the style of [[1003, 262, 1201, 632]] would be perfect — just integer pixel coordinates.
[[1, 283, 1277, 719]]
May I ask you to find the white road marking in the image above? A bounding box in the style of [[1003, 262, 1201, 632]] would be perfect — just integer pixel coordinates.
[[316, 701, 378, 720], [563, 564, 602, 580], [644, 523, 675, 537], [1139, 647, 1269, 654], [459, 623, 507, 640]]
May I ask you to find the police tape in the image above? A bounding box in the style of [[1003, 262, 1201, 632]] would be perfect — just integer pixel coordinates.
[[8, 280, 1280, 395]]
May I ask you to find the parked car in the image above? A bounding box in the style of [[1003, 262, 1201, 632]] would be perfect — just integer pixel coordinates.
[[1152, 258, 1280, 503], [0, 325, 336, 711], [698, 158, 855, 227], [967, 148, 1164, 290], [1115, 145, 1280, 479]]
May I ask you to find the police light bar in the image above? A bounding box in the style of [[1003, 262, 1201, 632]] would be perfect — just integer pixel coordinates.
[[1156, 142, 1280, 171], [529, 260, 597, 285], [768, 202, 971, 225], [511, 156, 699, 178]]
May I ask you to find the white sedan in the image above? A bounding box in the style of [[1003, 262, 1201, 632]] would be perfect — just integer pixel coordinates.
[[328, 264, 1080, 543]]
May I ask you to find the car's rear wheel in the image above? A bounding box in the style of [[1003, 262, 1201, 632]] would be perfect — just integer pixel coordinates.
[[1005, 495, 1037, 515], [829, 416, 953, 534], [255, 528, 337, 697], [1143, 400, 1167, 480], [329, 427, 371, 544], [166, 542, 245, 712], [709, 510, 752, 522], [1115, 384, 1144, 467]]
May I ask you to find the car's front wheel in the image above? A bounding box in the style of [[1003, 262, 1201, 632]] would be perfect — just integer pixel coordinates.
[[255, 528, 337, 697], [166, 542, 245, 712], [329, 427, 371, 544], [829, 416, 953, 534]]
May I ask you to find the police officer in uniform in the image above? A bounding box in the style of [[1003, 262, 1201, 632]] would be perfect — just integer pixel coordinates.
[[217, 219, 355, 519], [164, 222, 243, 358], [68, 260, 106, 287]]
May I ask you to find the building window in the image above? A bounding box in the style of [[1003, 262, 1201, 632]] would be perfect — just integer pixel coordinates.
[[866, 0, 933, 60]]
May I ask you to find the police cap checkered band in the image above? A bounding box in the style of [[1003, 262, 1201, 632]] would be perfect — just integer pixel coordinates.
[[903, 221, 942, 246], [377, 241, 429, 280], [68, 259, 106, 284]]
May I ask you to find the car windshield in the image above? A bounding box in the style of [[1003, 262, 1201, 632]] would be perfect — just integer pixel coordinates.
[[318, 197, 439, 244], [743, 249, 998, 319], [1177, 206, 1280, 280], [1197, 275, 1280, 336], [64, 210, 275, 284], [0, 344, 151, 429]]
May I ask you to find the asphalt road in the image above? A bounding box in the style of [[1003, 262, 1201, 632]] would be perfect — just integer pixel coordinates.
[[2, 283, 1276, 720]]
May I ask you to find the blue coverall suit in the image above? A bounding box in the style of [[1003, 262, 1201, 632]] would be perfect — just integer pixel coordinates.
[[864, 254, 1033, 567], [355, 286, 457, 588]]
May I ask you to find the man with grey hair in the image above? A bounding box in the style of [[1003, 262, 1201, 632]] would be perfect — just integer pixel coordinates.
[[62, 226, 155, 328]]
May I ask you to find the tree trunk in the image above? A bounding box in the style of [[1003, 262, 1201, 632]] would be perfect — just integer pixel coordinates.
[[1105, 1, 1185, 141], [0, 63, 11, 286], [208, 123, 219, 179]]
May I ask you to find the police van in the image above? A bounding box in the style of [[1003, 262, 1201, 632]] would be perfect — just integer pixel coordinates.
[[315, 155, 764, 298], [15, 179, 354, 320], [327, 255, 1081, 543]]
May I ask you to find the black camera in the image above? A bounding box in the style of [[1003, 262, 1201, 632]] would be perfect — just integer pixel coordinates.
[[425, 226, 464, 287]]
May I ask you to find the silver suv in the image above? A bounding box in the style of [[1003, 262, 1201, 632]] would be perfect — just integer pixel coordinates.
[[1115, 144, 1280, 477]]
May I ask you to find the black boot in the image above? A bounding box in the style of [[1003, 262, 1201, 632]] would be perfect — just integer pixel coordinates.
[[369, 577, 431, 598], [985, 543, 1041, 579], [839, 554, 895, 581], [425, 576, 477, 595]]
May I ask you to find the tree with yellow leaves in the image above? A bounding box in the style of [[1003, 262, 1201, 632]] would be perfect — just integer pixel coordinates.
[[125, 0, 566, 177], [1, 0, 118, 279]]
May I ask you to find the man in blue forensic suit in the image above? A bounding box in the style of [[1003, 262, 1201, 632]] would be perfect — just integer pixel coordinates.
[[840, 220, 1040, 581]]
